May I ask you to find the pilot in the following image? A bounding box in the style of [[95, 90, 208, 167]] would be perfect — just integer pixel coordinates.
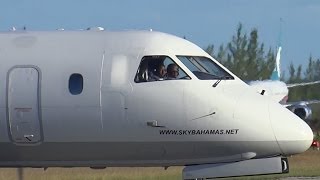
[[149, 64, 166, 81], [166, 63, 179, 80]]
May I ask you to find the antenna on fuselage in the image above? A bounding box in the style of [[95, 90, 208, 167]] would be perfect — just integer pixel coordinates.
[[10, 27, 16, 31]]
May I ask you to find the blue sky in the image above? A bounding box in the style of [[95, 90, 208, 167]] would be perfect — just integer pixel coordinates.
[[1, 0, 320, 75]]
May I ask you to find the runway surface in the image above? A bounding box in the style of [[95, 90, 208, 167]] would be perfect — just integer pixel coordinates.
[[281, 177, 320, 180]]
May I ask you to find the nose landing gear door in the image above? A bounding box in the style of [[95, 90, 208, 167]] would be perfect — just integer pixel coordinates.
[[7, 67, 42, 144]]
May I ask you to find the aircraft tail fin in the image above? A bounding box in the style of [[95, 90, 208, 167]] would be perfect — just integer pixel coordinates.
[[270, 46, 282, 81]]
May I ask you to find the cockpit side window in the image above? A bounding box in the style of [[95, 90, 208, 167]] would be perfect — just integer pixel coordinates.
[[134, 55, 190, 83]]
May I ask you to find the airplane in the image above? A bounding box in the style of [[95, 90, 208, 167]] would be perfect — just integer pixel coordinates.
[[0, 28, 313, 179], [248, 44, 320, 120]]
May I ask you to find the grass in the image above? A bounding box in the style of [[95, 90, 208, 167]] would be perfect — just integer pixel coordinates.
[[0, 167, 182, 180], [1, 149, 320, 180]]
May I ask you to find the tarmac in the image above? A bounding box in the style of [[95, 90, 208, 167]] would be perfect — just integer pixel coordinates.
[[281, 178, 320, 180]]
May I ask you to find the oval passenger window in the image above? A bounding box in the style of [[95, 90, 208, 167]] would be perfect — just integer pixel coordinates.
[[69, 73, 83, 95]]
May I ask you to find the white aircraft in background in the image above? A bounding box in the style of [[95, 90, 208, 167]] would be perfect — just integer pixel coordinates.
[[0, 28, 313, 179], [249, 45, 320, 120]]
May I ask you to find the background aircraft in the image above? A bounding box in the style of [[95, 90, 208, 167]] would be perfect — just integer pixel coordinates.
[[248, 44, 320, 120]]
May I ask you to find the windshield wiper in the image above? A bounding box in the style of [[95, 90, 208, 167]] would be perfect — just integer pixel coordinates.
[[212, 75, 233, 87], [212, 78, 222, 87], [192, 71, 233, 87]]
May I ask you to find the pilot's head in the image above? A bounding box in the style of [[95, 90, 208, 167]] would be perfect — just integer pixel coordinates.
[[155, 64, 166, 78], [167, 63, 179, 79]]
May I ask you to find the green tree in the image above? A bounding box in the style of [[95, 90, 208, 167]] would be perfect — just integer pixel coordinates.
[[261, 48, 276, 79], [227, 23, 248, 76], [205, 44, 214, 57], [204, 23, 275, 80], [305, 56, 315, 81]]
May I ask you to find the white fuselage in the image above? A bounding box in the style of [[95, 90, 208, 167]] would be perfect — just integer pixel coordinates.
[[0, 30, 313, 167], [248, 80, 289, 103]]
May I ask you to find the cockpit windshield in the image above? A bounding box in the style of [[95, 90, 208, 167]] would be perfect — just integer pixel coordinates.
[[177, 56, 234, 80]]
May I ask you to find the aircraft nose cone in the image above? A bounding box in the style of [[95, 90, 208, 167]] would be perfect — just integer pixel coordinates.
[[269, 101, 313, 155]]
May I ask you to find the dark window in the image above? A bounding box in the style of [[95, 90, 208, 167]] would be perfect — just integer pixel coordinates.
[[177, 56, 234, 80], [69, 73, 83, 95]]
